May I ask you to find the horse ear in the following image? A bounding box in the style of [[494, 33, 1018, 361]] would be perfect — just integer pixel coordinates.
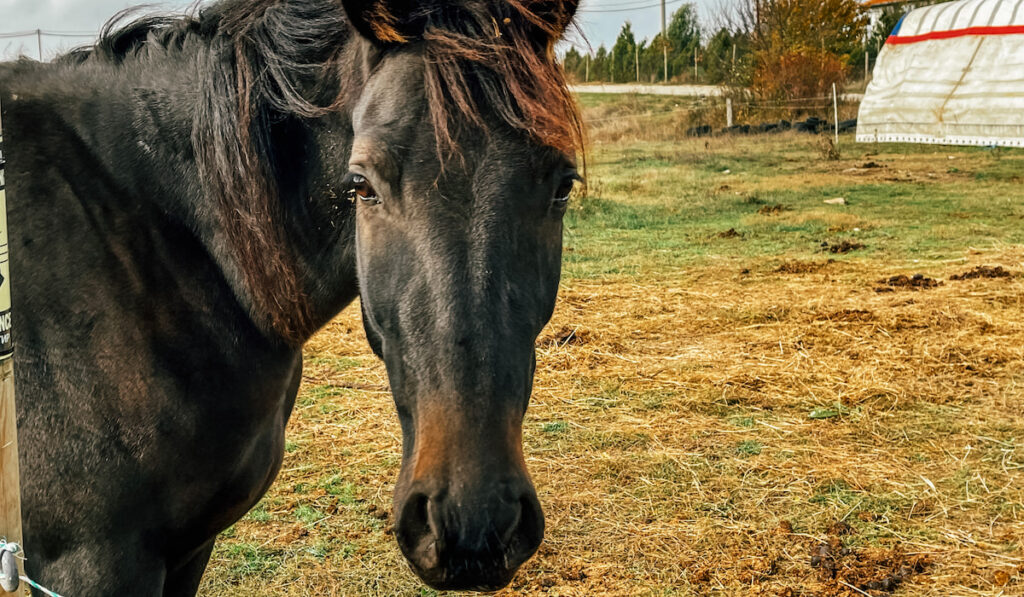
[[340, 0, 425, 44]]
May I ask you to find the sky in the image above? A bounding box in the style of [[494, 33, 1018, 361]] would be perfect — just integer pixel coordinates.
[[0, 0, 722, 61]]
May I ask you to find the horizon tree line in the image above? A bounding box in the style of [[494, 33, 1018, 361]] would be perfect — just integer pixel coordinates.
[[562, 0, 949, 99]]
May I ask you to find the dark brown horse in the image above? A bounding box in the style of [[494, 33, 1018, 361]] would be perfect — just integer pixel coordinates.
[[0, 0, 581, 593]]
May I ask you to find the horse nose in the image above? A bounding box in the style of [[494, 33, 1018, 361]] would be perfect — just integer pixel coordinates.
[[394, 481, 544, 591]]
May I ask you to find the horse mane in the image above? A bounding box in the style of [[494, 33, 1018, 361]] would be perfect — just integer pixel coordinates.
[[60, 0, 581, 344], [64, 1, 348, 344]]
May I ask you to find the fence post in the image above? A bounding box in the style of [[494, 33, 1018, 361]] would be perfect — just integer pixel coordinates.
[[0, 103, 22, 595], [726, 98, 734, 128], [832, 82, 839, 146]]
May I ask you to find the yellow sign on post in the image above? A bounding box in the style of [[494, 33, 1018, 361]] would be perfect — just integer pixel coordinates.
[[0, 131, 12, 357], [0, 109, 24, 594]]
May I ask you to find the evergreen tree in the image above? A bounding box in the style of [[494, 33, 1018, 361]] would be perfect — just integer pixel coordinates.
[[593, 44, 610, 82], [562, 46, 586, 83], [610, 22, 637, 83], [666, 4, 701, 81]]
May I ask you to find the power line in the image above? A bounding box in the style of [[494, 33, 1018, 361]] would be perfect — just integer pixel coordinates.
[[39, 32, 97, 38], [579, 0, 685, 13], [581, 0, 671, 8], [0, 30, 96, 39]]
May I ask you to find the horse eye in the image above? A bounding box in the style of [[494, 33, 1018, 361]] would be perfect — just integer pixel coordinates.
[[553, 177, 576, 204], [346, 174, 380, 204]]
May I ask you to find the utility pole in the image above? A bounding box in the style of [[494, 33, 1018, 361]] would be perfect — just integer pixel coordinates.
[[661, 0, 667, 82], [585, 53, 590, 83], [635, 46, 639, 82], [36, 30, 42, 62]]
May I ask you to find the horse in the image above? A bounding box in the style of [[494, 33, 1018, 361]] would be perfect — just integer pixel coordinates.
[[0, 0, 582, 593]]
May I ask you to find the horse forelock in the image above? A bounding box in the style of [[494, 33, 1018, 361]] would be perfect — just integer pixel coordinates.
[[417, 1, 584, 160]]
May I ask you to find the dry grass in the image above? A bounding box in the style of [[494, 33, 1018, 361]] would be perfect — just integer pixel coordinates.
[[199, 99, 1024, 596], [201, 256, 1024, 596]]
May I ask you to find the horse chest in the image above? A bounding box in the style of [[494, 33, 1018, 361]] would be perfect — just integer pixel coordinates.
[[141, 353, 304, 541]]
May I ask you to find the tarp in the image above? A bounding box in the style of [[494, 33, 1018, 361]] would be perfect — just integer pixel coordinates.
[[857, 0, 1024, 146]]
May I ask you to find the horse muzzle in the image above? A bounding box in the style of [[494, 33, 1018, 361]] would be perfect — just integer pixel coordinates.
[[394, 475, 544, 591]]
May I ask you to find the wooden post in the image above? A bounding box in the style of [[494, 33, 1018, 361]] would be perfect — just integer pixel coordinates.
[[634, 46, 639, 82], [661, 0, 667, 82], [832, 82, 840, 146], [726, 98, 734, 128], [0, 104, 22, 594]]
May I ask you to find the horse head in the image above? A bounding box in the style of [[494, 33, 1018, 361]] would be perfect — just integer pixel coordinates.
[[337, 0, 581, 589]]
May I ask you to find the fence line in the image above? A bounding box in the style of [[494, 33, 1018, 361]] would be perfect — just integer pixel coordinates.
[[582, 92, 861, 135], [0, 30, 97, 61]]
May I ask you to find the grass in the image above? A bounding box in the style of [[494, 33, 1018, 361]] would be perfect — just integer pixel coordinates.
[[199, 94, 1024, 596]]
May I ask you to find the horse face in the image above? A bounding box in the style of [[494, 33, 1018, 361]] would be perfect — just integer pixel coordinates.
[[340, 2, 579, 588]]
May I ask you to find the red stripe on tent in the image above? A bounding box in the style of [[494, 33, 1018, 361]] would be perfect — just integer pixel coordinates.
[[888, 25, 1024, 45]]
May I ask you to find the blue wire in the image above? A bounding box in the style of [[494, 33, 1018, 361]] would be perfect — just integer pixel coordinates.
[[0, 541, 66, 597]]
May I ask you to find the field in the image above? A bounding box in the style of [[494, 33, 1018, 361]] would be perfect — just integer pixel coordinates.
[[200, 95, 1024, 596]]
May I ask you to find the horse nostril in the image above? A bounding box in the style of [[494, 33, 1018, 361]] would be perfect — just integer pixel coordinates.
[[499, 498, 523, 545], [396, 492, 441, 571], [510, 493, 544, 563]]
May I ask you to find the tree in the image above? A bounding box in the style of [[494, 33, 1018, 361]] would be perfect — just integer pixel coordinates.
[[593, 44, 610, 82], [665, 4, 702, 81], [703, 27, 751, 85], [562, 46, 586, 83], [726, 0, 868, 100], [611, 22, 638, 83]]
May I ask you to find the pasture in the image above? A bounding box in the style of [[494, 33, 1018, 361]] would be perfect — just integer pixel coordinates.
[[199, 94, 1024, 596]]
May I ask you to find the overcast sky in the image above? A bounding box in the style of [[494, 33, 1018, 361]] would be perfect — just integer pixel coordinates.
[[0, 0, 721, 61]]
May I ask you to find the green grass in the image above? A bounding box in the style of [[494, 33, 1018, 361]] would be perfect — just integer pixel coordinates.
[[540, 421, 569, 434], [564, 133, 1024, 279], [734, 440, 763, 457]]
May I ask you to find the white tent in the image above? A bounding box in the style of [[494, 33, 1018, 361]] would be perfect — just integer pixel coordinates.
[[857, 0, 1024, 146]]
